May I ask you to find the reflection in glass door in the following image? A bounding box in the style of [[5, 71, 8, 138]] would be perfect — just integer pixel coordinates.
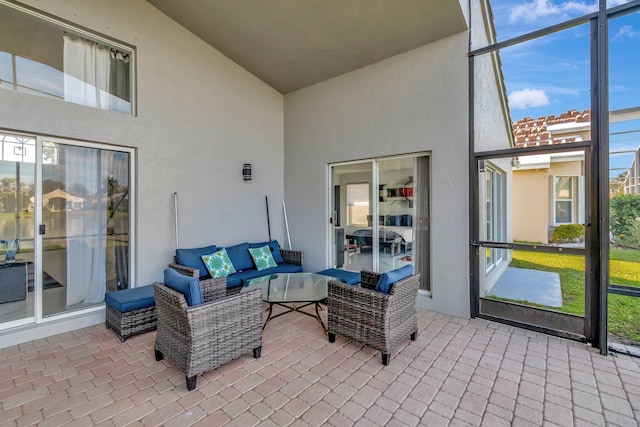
[[331, 162, 374, 273], [330, 155, 430, 291], [0, 134, 35, 327], [41, 141, 130, 317]]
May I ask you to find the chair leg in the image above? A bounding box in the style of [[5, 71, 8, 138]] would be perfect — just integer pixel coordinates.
[[328, 332, 336, 343], [253, 346, 262, 358], [154, 349, 163, 361], [381, 353, 390, 366], [410, 331, 417, 341], [186, 375, 197, 391]]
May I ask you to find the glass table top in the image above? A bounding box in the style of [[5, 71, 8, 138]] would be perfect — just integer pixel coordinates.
[[243, 272, 337, 303]]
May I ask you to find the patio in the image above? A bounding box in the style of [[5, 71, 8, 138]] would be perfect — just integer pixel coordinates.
[[1, 307, 639, 426]]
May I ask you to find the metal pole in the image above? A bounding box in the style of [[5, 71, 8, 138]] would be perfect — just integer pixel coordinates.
[[173, 192, 179, 250], [265, 196, 271, 241], [283, 200, 292, 249]]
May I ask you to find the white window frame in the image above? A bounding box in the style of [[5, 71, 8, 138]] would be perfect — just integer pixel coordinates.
[[0, 0, 136, 115], [553, 176, 575, 225], [346, 182, 370, 226], [486, 165, 506, 273]]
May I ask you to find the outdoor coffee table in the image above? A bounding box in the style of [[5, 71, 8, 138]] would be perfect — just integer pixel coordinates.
[[242, 272, 337, 331]]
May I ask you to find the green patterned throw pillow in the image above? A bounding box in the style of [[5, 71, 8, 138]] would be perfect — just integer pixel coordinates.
[[201, 248, 237, 278], [248, 245, 278, 271]]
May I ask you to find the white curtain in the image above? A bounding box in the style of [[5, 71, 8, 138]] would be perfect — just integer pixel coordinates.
[[63, 36, 111, 110], [66, 146, 106, 306]]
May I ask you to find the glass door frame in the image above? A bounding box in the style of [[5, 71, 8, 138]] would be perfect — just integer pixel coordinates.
[[35, 136, 136, 323], [0, 132, 136, 330], [471, 143, 593, 342], [329, 153, 429, 283], [329, 160, 379, 271]]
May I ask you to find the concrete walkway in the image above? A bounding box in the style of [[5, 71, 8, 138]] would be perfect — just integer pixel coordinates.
[[1, 307, 639, 426], [488, 267, 563, 308]]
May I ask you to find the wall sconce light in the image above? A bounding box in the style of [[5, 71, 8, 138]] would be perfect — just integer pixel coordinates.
[[243, 163, 252, 181], [511, 157, 521, 169]]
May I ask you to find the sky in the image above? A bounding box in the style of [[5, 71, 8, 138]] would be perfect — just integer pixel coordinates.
[[489, 0, 640, 177]]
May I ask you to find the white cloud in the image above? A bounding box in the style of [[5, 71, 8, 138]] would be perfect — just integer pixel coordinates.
[[613, 25, 640, 41], [509, 88, 550, 109], [510, 0, 597, 24]]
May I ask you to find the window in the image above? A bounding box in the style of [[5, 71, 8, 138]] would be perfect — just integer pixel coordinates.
[[554, 176, 574, 224], [346, 183, 370, 226], [0, 1, 134, 114], [486, 166, 505, 272]]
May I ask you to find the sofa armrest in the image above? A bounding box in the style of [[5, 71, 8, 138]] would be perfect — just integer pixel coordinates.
[[200, 277, 228, 302], [387, 274, 420, 314], [360, 270, 381, 290], [280, 249, 304, 266], [168, 263, 200, 279]]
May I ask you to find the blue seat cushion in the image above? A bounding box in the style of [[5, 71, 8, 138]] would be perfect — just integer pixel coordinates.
[[249, 240, 284, 264], [105, 285, 155, 313], [376, 265, 414, 294], [225, 275, 243, 289], [175, 244, 217, 278], [163, 268, 203, 306], [316, 268, 361, 285], [225, 242, 254, 271], [230, 263, 303, 285]]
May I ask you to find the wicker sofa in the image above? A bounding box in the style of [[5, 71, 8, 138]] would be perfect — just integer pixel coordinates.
[[327, 269, 420, 365], [169, 240, 304, 292], [153, 276, 263, 391]]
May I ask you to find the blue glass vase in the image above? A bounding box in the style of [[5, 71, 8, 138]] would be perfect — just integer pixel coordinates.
[[1, 239, 19, 263]]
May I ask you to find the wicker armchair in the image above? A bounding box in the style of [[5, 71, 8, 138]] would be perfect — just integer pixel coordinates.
[[153, 278, 263, 391], [327, 270, 420, 365]]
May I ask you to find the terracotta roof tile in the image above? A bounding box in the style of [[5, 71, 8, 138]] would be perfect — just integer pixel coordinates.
[[512, 108, 590, 148]]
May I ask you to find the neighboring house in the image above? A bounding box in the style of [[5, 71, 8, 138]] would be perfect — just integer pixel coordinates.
[[39, 189, 85, 211], [0, 0, 510, 347], [623, 147, 640, 194], [512, 109, 589, 244]]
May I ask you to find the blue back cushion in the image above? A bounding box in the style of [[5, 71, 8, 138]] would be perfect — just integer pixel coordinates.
[[164, 268, 203, 306], [249, 240, 283, 264], [376, 265, 414, 294], [175, 245, 217, 278], [225, 242, 254, 271]]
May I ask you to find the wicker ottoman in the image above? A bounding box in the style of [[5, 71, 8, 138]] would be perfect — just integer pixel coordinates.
[[105, 285, 157, 342]]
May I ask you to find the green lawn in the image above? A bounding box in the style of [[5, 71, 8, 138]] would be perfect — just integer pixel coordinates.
[[508, 249, 640, 343]]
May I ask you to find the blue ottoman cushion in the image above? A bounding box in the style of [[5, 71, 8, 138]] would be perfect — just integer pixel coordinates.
[[317, 268, 361, 285], [105, 285, 155, 313]]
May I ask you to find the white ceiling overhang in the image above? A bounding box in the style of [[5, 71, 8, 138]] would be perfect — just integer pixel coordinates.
[[146, 0, 469, 94]]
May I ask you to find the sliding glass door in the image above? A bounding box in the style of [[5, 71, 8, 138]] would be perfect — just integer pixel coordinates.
[[330, 154, 430, 291], [0, 134, 35, 327], [0, 131, 133, 328], [41, 140, 131, 317]]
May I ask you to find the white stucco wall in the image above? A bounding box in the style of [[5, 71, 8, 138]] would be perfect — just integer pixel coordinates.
[[0, 0, 283, 344], [284, 33, 471, 318], [0, 0, 284, 279]]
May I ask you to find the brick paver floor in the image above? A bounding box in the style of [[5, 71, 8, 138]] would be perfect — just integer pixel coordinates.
[[1, 308, 640, 426]]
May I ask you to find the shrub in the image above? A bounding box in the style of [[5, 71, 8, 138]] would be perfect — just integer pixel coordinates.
[[551, 224, 584, 243], [615, 220, 640, 249], [611, 194, 640, 242]]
